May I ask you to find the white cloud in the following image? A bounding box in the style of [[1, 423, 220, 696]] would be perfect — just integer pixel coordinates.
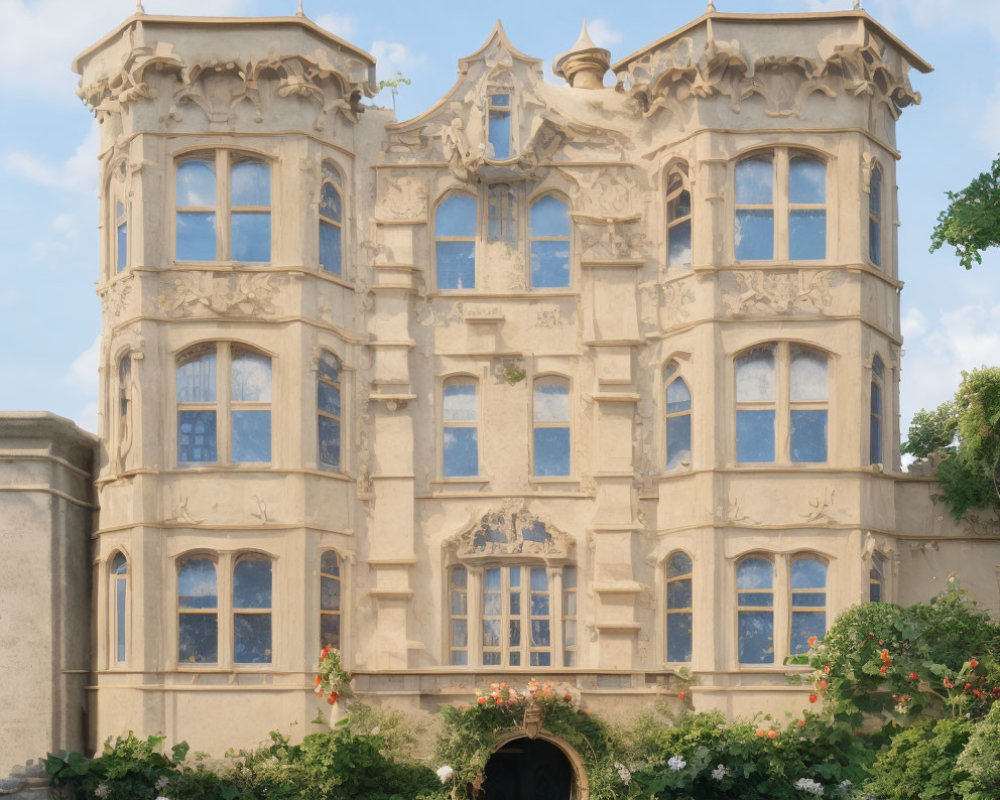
[[371, 40, 425, 81], [315, 11, 356, 40], [587, 18, 622, 49], [866, 0, 1000, 43], [67, 334, 100, 395], [74, 400, 99, 434], [3, 119, 100, 192], [900, 306, 926, 339]]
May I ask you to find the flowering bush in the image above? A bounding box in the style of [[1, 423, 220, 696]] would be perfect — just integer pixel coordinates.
[[314, 645, 352, 705]]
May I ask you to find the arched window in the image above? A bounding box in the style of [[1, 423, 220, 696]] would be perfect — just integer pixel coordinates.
[[488, 183, 518, 247], [320, 551, 342, 649], [111, 159, 128, 274], [664, 363, 691, 470], [736, 343, 828, 464], [448, 565, 468, 665], [533, 377, 570, 476], [177, 344, 271, 465], [737, 556, 774, 664], [233, 555, 272, 664], [789, 557, 827, 654], [488, 91, 512, 159], [443, 377, 478, 477], [117, 354, 132, 472], [529, 195, 571, 288], [436, 195, 477, 290], [870, 355, 884, 465], [666, 167, 692, 267], [870, 552, 886, 602], [318, 351, 342, 471], [734, 150, 826, 261], [666, 552, 692, 663], [319, 161, 343, 274], [111, 552, 128, 663], [178, 556, 218, 664], [176, 152, 271, 262], [869, 163, 883, 267]]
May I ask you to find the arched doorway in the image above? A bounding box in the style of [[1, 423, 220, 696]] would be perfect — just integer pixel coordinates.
[[483, 735, 582, 800]]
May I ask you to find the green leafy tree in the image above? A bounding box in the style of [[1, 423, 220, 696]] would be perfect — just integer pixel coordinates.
[[377, 72, 411, 114], [902, 367, 1000, 520], [930, 155, 1000, 269]]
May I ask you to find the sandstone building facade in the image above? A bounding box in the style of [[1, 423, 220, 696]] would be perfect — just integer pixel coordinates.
[[4, 5, 1000, 772]]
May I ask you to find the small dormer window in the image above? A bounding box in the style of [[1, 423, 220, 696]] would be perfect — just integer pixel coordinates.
[[488, 93, 512, 160]]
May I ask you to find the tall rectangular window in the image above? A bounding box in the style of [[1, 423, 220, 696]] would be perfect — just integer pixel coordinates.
[[116, 200, 128, 273], [111, 553, 127, 663], [178, 557, 218, 664], [318, 351, 342, 470], [230, 160, 271, 262], [736, 346, 776, 463], [664, 365, 692, 470], [870, 355, 884, 464], [320, 162, 343, 274], [482, 566, 553, 667], [788, 156, 826, 260], [562, 566, 577, 667], [443, 379, 478, 477], [869, 164, 883, 267], [487, 183, 518, 247], [734, 156, 774, 260], [177, 346, 218, 463], [789, 346, 828, 463], [320, 551, 342, 649], [789, 558, 827, 655], [737, 557, 774, 664], [449, 566, 469, 665], [488, 93, 512, 160], [529, 195, 571, 288], [666, 552, 693, 663], [176, 159, 217, 261], [230, 347, 271, 463], [233, 555, 272, 664], [533, 378, 570, 476], [436, 195, 477, 290], [666, 168, 692, 267]]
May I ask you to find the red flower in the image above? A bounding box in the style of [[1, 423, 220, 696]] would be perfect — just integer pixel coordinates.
[[973, 690, 985, 700], [797, 720, 805, 728], [909, 672, 918, 680], [823, 665, 830, 675], [880, 649, 890, 662], [880, 664, 888, 676], [808, 693, 818, 703], [965, 683, 972, 690], [478, 696, 487, 705], [944, 678, 954, 688], [678, 691, 685, 700], [767, 730, 777, 739], [819, 679, 827, 689], [581, 709, 590, 715], [563, 694, 572, 703], [970, 658, 980, 668]]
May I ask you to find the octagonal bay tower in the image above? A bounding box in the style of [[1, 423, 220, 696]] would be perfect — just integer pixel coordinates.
[[74, 7, 961, 758]]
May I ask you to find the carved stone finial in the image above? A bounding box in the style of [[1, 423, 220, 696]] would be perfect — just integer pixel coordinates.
[[553, 18, 611, 89], [135, 0, 145, 13], [706, 0, 716, 11], [296, 0, 305, 16], [853, 0, 861, 8]]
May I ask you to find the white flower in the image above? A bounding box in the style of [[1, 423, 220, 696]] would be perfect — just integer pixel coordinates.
[[614, 761, 631, 785], [436, 765, 455, 784], [667, 755, 687, 771], [94, 785, 109, 799], [156, 776, 170, 791], [711, 764, 730, 781], [154, 796, 171, 800], [794, 777, 824, 796]]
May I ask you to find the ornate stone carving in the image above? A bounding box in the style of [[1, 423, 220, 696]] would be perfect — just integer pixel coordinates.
[[156, 272, 285, 318], [578, 219, 646, 260], [375, 175, 427, 219], [78, 37, 186, 121], [722, 270, 833, 316], [446, 510, 574, 560], [662, 281, 695, 322], [100, 273, 135, 320], [801, 490, 839, 524]]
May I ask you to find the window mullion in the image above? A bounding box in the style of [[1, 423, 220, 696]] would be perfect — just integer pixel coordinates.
[[469, 568, 483, 665], [218, 150, 231, 261], [775, 150, 790, 260], [774, 555, 790, 661], [777, 343, 790, 462], [219, 345, 232, 465], [551, 568, 563, 668]]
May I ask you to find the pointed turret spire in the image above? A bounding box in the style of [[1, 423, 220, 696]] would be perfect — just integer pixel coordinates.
[[553, 17, 612, 90]]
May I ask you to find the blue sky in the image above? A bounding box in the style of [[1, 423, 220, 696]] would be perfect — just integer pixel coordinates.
[[1, 0, 998, 450]]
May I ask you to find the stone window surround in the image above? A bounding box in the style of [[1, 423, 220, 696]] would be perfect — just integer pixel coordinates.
[[866, 159, 886, 270], [431, 186, 575, 293], [659, 358, 693, 473], [107, 157, 129, 280], [531, 373, 573, 479], [664, 161, 692, 269], [172, 548, 277, 671], [108, 550, 130, 669]]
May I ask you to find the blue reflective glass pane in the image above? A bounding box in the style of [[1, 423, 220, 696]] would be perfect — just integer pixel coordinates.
[[737, 409, 775, 463], [668, 189, 691, 220], [510, 566, 521, 587], [530, 652, 551, 667], [116, 578, 126, 661], [319, 381, 341, 416], [231, 212, 270, 262], [319, 353, 340, 382], [531, 593, 549, 616], [790, 409, 827, 462], [178, 614, 217, 663], [231, 410, 271, 463], [234, 558, 271, 608], [667, 552, 691, 578], [176, 212, 216, 260], [789, 159, 825, 204], [531, 619, 550, 647], [117, 222, 127, 273], [450, 590, 466, 616], [452, 619, 467, 647], [436, 196, 477, 236], [736, 348, 775, 402], [789, 210, 826, 260], [436, 241, 476, 289], [738, 592, 774, 607], [112, 553, 128, 574], [531, 241, 570, 288], [791, 559, 826, 589], [793, 592, 827, 607], [869, 218, 881, 265], [234, 613, 271, 663], [322, 162, 342, 185], [790, 349, 827, 402], [320, 221, 342, 274], [790, 611, 826, 655], [451, 565, 467, 589], [737, 558, 773, 590], [177, 351, 216, 403], [666, 414, 691, 470], [563, 566, 577, 589], [870, 166, 882, 213], [485, 568, 500, 590], [321, 550, 341, 577], [231, 351, 271, 402], [451, 650, 468, 665], [482, 619, 501, 647], [320, 183, 342, 221], [738, 610, 774, 663], [178, 559, 217, 609], [667, 578, 692, 608], [530, 567, 547, 591], [491, 93, 510, 105], [666, 378, 691, 413], [443, 427, 478, 477], [321, 613, 340, 648], [318, 415, 341, 469], [321, 576, 341, 611], [534, 427, 570, 476], [534, 382, 569, 422], [735, 210, 774, 260], [667, 612, 692, 662], [443, 384, 477, 421], [231, 161, 270, 206], [510, 592, 521, 615], [870, 413, 883, 466], [736, 158, 773, 204], [178, 411, 217, 462], [668, 219, 691, 267], [483, 592, 501, 617], [530, 196, 570, 237], [482, 652, 501, 665], [489, 110, 511, 159], [177, 160, 216, 206]]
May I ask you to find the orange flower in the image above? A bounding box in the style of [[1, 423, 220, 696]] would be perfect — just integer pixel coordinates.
[[807, 636, 817, 647], [314, 675, 322, 686], [970, 658, 980, 668], [823, 665, 830, 675], [880, 649, 890, 662], [797, 720, 805, 728], [768, 730, 777, 739], [808, 693, 818, 703], [756, 729, 766, 737], [563, 694, 572, 703], [879, 664, 888, 675], [944, 678, 954, 688], [477, 696, 487, 705]]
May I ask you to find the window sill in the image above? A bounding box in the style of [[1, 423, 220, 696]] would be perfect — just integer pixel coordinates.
[[431, 477, 489, 485], [529, 477, 580, 489]]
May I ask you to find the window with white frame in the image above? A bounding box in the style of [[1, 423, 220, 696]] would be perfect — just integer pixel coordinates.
[[320, 551, 342, 650], [870, 355, 884, 465], [436, 194, 477, 290], [111, 552, 128, 663], [529, 195, 571, 288], [735, 343, 828, 464], [533, 377, 570, 476], [176, 343, 271, 465], [666, 166, 692, 267], [666, 552, 693, 663], [319, 161, 343, 274], [176, 151, 270, 262], [734, 150, 826, 261], [869, 163, 883, 267], [318, 350, 342, 471], [443, 377, 478, 477], [109, 159, 128, 275], [664, 363, 692, 470]]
